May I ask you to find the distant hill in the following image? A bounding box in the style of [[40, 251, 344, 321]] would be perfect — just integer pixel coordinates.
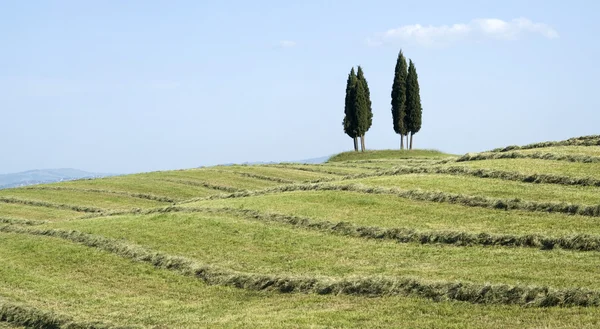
[[0, 168, 111, 189]]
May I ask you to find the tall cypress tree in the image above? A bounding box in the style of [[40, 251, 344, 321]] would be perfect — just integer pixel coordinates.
[[356, 66, 373, 152], [405, 59, 422, 150], [391, 50, 408, 149], [353, 74, 369, 152], [343, 68, 359, 151]]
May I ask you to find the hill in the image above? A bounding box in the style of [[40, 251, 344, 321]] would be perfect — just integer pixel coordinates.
[[0, 168, 110, 189], [2, 135, 600, 328]]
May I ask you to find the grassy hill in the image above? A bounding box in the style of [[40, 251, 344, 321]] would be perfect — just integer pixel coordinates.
[[2, 136, 600, 328]]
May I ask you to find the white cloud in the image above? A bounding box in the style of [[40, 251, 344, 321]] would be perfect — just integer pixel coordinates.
[[279, 40, 297, 48], [370, 18, 558, 47]]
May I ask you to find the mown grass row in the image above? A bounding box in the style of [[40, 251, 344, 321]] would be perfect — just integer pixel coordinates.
[[2, 225, 598, 308], [458, 152, 600, 164], [160, 178, 243, 193], [23, 186, 176, 203], [355, 165, 600, 188], [0, 298, 129, 329], [82, 206, 600, 252], [267, 164, 350, 176], [490, 136, 600, 153], [0, 217, 47, 226], [0, 197, 104, 213], [181, 182, 600, 217], [214, 170, 295, 184]]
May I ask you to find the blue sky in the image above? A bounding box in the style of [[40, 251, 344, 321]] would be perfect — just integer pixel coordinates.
[[1, 0, 598, 174]]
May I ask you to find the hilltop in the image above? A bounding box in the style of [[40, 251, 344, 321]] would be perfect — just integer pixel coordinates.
[[1, 135, 600, 328]]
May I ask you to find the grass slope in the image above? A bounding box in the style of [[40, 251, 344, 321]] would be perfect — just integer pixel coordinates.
[[45, 212, 600, 289], [3, 234, 600, 328], [189, 190, 600, 236], [2, 137, 600, 328]]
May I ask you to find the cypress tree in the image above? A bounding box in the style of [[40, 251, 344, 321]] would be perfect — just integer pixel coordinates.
[[353, 75, 369, 152], [391, 50, 408, 149], [343, 68, 359, 151], [405, 59, 422, 150], [356, 66, 373, 152]]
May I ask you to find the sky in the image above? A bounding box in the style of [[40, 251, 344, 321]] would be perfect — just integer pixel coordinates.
[[1, 0, 599, 174]]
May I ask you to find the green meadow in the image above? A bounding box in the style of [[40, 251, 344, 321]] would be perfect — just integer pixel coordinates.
[[2, 135, 600, 328]]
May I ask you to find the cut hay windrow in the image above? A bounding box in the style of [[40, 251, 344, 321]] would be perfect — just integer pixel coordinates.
[[160, 178, 243, 193], [213, 170, 295, 184], [2, 225, 600, 308], [80, 206, 600, 252], [0, 297, 132, 329], [457, 151, 600, 164], [348, 165, 600, 188], [490, 135, 600, 153], [266, 164, 350, 176], [325, 164, 382, 169], [0, 217, 47, 226], [23, 186, 176, 203], [0, 197, 105, 214], [178, 183, 600, 217]]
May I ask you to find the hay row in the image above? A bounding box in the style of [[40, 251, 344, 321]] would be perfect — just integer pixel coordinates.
[[458, 152, 600, 164], [2, 226, 598, 307], [23, 186, 176, 203], [187, 207, 600, 252], [214, 170, 295, 184], [490, 136, 600, 153], [180, 183, 600, 217], [160, 178, 242, 193], [83, 206, 600, 252], [0, 217, 47, 226], [0, 298, 131, 329], [266, 164, 349, 176], [350, 165, 600, 188], [0, 197, 104, 214]]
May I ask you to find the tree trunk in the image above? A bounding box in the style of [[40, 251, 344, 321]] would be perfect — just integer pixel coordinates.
[[400, 135, 404, 150], [362, 135, 366, 151], [353, 137, 358, 152], [410, 132, 414, 150]]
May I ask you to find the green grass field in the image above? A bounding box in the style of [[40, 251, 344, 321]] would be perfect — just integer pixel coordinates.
[[188, 191, 600, 236], [343, 174, 600, 205], [452, 158, 600, 179], [2, 135, 600, 328]]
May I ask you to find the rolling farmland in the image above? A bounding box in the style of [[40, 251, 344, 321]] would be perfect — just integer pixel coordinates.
[[2, 135, 600, 328]]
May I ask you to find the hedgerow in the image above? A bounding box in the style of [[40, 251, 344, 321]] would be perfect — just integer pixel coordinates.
[[2, 225, 599, 307]]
